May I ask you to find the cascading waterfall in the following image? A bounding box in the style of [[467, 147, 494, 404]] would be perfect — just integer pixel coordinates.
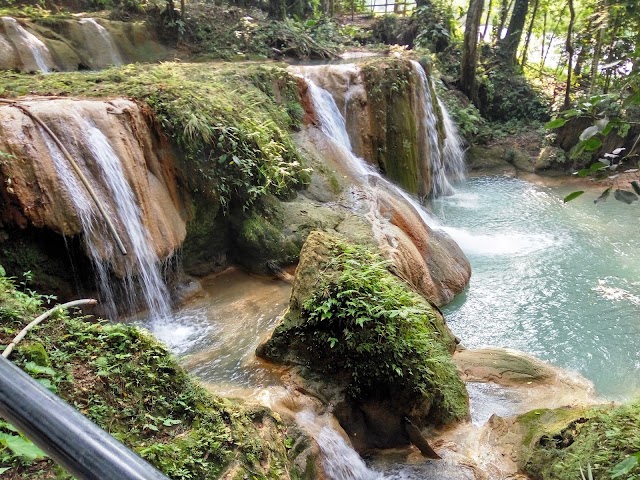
[[78, 18, 123, 68], [1, 17, 53, 72], [296, 411, 382, 480], [43, 115, 171, 321], [306, 78, 439, 230], [439, 99, 466, 183], [409, 60, 460, 198]]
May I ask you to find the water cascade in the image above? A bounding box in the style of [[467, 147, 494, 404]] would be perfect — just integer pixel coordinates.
[[0, 99, 187, 321], [1, 17, 54, 72], [78, 18, 124, 69], [307, 77, 439, 229], [295, 411, 381, 480], [409, 60, 465, 198], [45, 115, 171, 320], [439, 99, 467, 185]]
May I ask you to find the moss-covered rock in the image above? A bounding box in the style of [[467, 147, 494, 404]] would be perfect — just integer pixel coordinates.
[[362, 59, 422, 196], [519, 402, 640, 480], [258, 231, 468, 452], [0, 269, 318, 479]]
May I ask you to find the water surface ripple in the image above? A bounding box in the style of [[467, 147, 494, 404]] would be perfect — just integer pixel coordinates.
[[433, 176, 640, 399]]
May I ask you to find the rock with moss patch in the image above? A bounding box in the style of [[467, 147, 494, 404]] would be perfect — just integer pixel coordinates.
[[258, 231, 468, 452]]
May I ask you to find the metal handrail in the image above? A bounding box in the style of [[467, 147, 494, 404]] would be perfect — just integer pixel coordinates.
[[0, 356, 170, 480]]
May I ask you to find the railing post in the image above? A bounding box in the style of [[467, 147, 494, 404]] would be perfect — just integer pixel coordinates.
[[0, 356, 170, 480]]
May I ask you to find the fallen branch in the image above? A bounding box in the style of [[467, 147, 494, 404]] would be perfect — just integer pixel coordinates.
[[2, 299, 98, 359]]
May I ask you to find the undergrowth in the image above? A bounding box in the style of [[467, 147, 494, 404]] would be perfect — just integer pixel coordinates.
[[0, 62, 309, 212], [298, 240, 468, 423], [0, 267, 307, 479], [524, 402, 640, 480]]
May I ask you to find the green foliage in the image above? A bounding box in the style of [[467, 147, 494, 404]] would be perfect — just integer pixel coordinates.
[[299, 241, 467, 422], [0, 268, 306, 478], [0, 63, 309, 213], [412, 1, 457, 53], [478, 58, 549, 122], [254, 19, 341, 59], [524, 401, 640, 480]]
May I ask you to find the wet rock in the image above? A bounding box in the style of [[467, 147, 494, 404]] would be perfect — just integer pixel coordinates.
[[258, 231, 468, 453]]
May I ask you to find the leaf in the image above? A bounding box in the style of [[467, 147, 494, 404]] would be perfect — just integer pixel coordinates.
[[580, 125, 600, 141], [0, 467, 9, 474], [622, 91, 640, 108], [23, 362, 55, 377], [614, 189, 638, 204], [545, 118, 567, 129], [162, 418, 182, 427], [563, 191, 585, 203], [594, 187, 611, 204], [612, 147, 626, 155], [583, 137, 603, 151], [0, 433, 47, 461], [36, 378, 57, 393], [610, 455, 639, 478]]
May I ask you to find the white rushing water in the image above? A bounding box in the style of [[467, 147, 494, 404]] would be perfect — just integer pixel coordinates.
[[306, 77, 441, 231], [44, 115, 170, 321], [78, 18, 123, 68], [296, 411, 382, 480], [409, 60, 464, 198], [1, 17, 53, 73]]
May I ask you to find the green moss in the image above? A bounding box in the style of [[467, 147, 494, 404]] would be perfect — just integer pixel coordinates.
[[522, 402, 640, 480], [0, 268, 311, 479], [0, 62, 309, 212], [263, 235, 467, 424], [362, 59, 422, 196], [230, 204, 299, 271]]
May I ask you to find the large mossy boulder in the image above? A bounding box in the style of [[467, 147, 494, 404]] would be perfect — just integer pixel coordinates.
[[518, 402, 640, 480], [257, 231, 469, 452]]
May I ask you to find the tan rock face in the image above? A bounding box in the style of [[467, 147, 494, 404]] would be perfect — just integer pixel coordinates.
[[0, 98, 188, 277]]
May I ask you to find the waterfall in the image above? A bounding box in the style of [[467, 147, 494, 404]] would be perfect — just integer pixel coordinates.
[[78, 18, 123, 68], [439, 99, 467, 184], [306, 78, 439, 230], [296, 411, 382, 480], [43, 115, 171, 321], [410, 60, 461, 198], [1, 17, 53, 73]]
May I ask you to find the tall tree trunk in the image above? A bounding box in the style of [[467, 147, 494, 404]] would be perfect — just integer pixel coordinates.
[[541, 2, 567, 70], [180, 0, 185, 17], [461, 0, 484, 105], [498, 0, 529, 65], [269, 0, 286, 19], [539, 9, 546, 72], [482, 0, 493, 41], [589, 0, 607, 94], [563, 0, 575, 109], [520, 0, 538, 66]]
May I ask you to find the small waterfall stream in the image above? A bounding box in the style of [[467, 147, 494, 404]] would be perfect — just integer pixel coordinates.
[[306, 77, 442, 230], [44, 115, 171, 321], [1, 17, 53, 72], [410, 60, 463, 198], [78, 18, 123, 68]]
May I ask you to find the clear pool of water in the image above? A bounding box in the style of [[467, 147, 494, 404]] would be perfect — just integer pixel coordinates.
[[432, 176, 640, 400]]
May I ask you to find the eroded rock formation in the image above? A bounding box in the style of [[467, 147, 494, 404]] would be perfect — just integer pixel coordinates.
[[0, 98, 188, 278]]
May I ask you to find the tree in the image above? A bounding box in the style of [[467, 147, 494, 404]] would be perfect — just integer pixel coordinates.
[[498, 0, 529, 64], [460, 0, 484, 105], [269, 0, 286, 19], [563, 0, 575, 108]]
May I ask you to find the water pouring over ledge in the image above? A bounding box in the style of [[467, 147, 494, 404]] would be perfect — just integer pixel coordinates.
[[1, 17, 54, 73]]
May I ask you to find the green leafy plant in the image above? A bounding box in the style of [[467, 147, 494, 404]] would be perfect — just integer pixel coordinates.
[[298, 241, 467, 422]]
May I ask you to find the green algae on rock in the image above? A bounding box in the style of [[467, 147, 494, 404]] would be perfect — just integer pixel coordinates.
[[258, 231, 468, 451], [0, 268, 317, 479]]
